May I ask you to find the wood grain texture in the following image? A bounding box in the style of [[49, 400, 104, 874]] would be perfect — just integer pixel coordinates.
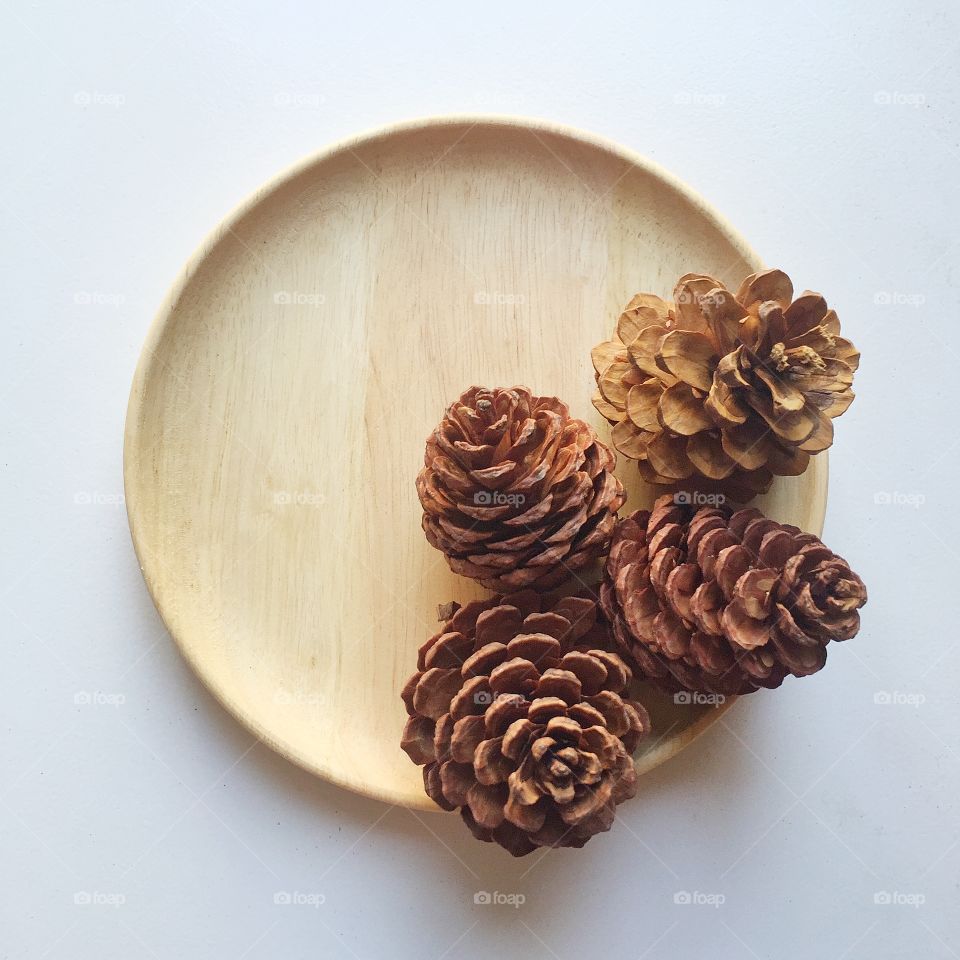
[[124, 116, 827, 811]]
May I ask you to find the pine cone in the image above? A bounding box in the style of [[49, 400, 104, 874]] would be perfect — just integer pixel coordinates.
[[417, 386, 625, 591], [400, 591, 650, 856], [600, 496, 867, 696], [592, 270, 860, 497]]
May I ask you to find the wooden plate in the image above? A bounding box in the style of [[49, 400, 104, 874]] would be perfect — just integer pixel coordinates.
[[124, 116, 827, 811]]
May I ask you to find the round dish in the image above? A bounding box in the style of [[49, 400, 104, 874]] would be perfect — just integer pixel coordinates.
[[124, 116, 827, 810]]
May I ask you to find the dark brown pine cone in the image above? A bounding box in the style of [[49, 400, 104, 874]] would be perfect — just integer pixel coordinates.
[[400, 590, 650, 856], [599, 495, 867, 696], [416, 386, 625, 591]]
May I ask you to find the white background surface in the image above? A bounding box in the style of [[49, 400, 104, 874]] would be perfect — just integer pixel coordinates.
[[2, 2, 958, 957]]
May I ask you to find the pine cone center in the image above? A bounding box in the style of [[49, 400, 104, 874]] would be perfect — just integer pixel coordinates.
[[527, 726, 601, 803]]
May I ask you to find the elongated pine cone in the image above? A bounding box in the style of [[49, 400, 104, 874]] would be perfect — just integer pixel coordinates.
[[600, 496, 867, 696], [400, 591, 650, 856], [592, 270, 860, 497], [417, 386, 625, 591]]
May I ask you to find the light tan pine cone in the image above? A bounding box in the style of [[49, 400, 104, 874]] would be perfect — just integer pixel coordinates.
[[401, 591, 650, 857], [592, 270, 860, 497], [417, 386, 625, 591], [599, 495, 867, 696]]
